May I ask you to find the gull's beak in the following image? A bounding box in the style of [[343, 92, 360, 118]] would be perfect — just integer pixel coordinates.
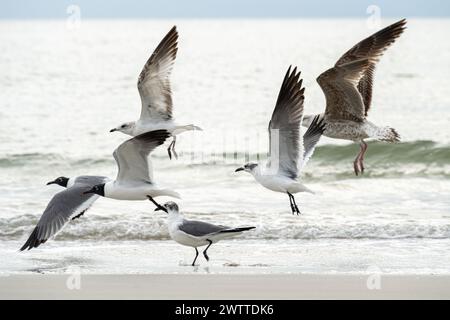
[[109, 128, 117, 133], [46, 180, 56, 185], [235, 167, 244, 172], [83, 188, 95, 195]]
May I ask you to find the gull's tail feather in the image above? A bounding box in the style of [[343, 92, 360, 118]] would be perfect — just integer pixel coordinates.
[[172, 124, 202, 135], [153, 189, 181, 199], [376, 126, 401, 143], [289, 182, 314, 194], [219, 226, 256, 233]]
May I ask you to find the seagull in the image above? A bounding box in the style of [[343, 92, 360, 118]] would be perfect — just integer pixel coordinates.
[[301, 19, 407, 175], [109, 26, 201, 159], [149, 198, 255, 266], [20, 175, 109, 251], [235, 66, 325, 215], [84, 129, 180, 200]]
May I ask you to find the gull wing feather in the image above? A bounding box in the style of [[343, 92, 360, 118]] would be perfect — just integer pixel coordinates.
[[113, 129, 171, 184], [267, 66, 304, 179], [317, 19, 407, 120], [138, 26, 178, 122], [298, 115, 326, 171], [317, 58, 372, 122], [179, 220, 228, 237], [334, 19, 407, 115]]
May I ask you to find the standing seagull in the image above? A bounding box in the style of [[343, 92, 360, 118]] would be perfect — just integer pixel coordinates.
[[109, 26, 201, 159], [235, 67, 325, 215], [84, 130, 180, 200], [149, 199, 255, 266], [20, 175, 109, 251], [302, 19, 406, 175]]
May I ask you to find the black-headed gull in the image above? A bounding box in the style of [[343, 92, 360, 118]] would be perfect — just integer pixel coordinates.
[[20, 175, 109, 251]]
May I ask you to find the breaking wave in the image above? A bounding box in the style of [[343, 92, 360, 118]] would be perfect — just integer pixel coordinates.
[[2, 214, 450, 242], [2, 140, 448, 168]]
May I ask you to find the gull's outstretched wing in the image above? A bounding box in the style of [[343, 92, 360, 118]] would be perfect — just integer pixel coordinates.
[[20, 176, 107, 251], [113, 129, 171, 184], [267, 66, 304, 179], [318, 19, 407, 120], [317, 58, 372, 122], [138, 26, 178, 122], [298, 115, 326, 171]]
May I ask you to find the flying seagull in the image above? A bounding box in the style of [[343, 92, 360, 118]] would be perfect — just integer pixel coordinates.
[[20, 175, 109, 251], [301, 19, 406, 175], [149, 198, 255, 266], [84, 129, 180, 200], [109, 26, 201, 159], [235, 66, 325, 215]]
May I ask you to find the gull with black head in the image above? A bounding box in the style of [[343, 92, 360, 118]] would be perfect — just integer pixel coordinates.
[[20, 175, 109, 251]]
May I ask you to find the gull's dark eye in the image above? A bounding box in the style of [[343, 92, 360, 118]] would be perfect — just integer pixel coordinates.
[[121, 125, 126, 128]]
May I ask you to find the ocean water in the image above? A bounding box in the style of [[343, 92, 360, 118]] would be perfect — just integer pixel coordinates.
[[0, 19, 449, 275]]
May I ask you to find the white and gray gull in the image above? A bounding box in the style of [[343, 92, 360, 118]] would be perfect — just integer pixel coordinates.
[[84, 129, 180, 200], [109, 26, 201, 159], [235, 66, 326, 215], [301, 19, 407, 175], [20, 175, 109, 251], [149, 199, 255, 266]]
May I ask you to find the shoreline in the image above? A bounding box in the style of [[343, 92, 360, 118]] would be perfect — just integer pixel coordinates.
[[1, 274, 449, 299]]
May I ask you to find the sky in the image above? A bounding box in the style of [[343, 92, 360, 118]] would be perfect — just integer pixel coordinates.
[[0, 0, 449, 19]]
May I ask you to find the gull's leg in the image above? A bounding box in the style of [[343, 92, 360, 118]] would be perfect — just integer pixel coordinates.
[[203, 239, 213, 261], [353, 143, 364, 176], [353, 159, 360, 176], [192, 247, 199, 266], [167, 139, 175, 160], [171, 136, 178, 160], [289, 192, 301, 215], [287, 192, 295, 215], [359, 141, 368, 174]]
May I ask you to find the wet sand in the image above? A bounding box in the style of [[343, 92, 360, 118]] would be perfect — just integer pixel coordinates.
[[1, 274, 449, 299]]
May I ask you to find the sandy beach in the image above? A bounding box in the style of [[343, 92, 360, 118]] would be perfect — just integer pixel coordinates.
[[1, 274, 449, 299]]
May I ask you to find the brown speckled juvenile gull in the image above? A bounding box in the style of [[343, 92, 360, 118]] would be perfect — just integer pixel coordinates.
[[302, 19, 406, 175]]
